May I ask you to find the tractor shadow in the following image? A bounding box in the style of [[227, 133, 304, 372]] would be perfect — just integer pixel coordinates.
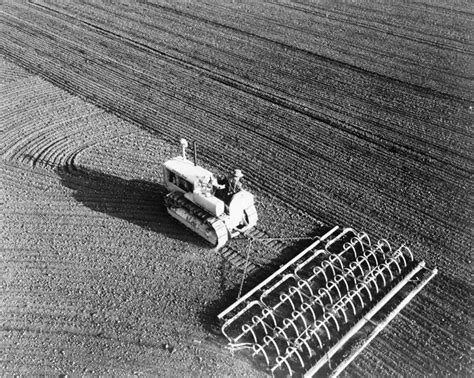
[[53, 163, 205, 246]]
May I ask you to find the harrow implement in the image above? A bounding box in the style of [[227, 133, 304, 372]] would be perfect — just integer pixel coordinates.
[[218, 226, 437, 377]]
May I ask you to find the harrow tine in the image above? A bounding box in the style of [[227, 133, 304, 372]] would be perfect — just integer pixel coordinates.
[[294, 249, 327, 279], [218, 227, 435, 377], [221, 300, 262, 342], [263, 335, 281, 359], [325, 228, 355, 250], [273, 355, 293, 376], [252, 343, 271, 365], [242, 324, 258, 344]]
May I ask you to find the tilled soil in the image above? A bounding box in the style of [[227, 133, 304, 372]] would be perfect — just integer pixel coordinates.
[[1, 1, 472, 376]]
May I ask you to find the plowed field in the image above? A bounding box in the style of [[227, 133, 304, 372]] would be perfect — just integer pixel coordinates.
[[1, 0, 472, 376]]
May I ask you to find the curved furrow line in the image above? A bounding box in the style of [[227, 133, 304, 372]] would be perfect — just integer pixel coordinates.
[[3, 110, 96, 168], [1, 57, 139, 172], [2, 159, 57, 191], [1, 91, 78, 123]]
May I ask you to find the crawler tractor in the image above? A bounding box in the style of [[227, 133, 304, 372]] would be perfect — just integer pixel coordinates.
[[163, 139, 258, 249]]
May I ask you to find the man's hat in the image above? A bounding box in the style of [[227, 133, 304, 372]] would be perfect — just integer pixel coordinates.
[[233, 169, 244, 178]]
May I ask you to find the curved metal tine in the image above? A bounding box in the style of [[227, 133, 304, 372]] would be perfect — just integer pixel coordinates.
[[289, 285, 305, 304], [280, 293, 297, 312], [358, 281, 373, 301], [262, 308, 278, 328], [345, 240, 359, 260], [318, 287, 334, 304], [283, 317, 301, 339], [221, 300, 262, 342], [325, 227, 355, 251], [297, 278, 315, 298], [351, 287, 366, 309], [272, 355, 293, 377], [364, 247, 379, 266], [326, 280, 342, 299], [322, 260, 336, 278], [388, 257, 402, 274], [292, 309, 309, 330], [373, 241, 386, 256], [260, 274, 296, 309], [324, 311, 341, 332], [341, 293, 357, 316], [382, 262, 396, 281], [300, 302, 317, 323], [288, 346, 305, 368], [378, 238, 392, 255], [336, 274, 350, 295], [252, 314, 269, 336], [342, 242, 354, 260], [275, 326, 291, 345], [352, 258, 365, 276], [294, 249, 326, 279], [355, 232, 371, 251], [393, 246, 408, 267], [315, 319, 332, 340], [263, 335, 281, 358], [332, 301, 348, 323], [399, 244, 414, 261], [311, 294, 326, 313], [252, 343, 270, 366], [343, 267, 357, 281], [242, 323, 259, 343], [349, 261, 361, 277], [312, 265, 328, 284], [359, 254, 372, 272], [309, 327, 324, 348], [375, 266, 389, 286], [365, 272, 380, 293], [329, 253, 345, 270], [296, 336, 313, 357]]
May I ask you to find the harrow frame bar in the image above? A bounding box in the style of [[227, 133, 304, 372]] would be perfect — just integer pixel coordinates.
[[218, 226, 437, 377]]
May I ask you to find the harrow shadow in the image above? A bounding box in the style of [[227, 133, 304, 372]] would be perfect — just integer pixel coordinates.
[[54, 163, 206, 246], [198, 225, 334, 331], [198, 225, 334, 373]]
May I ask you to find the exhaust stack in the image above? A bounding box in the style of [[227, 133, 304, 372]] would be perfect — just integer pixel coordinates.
[[180, 138, 188, 160]]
